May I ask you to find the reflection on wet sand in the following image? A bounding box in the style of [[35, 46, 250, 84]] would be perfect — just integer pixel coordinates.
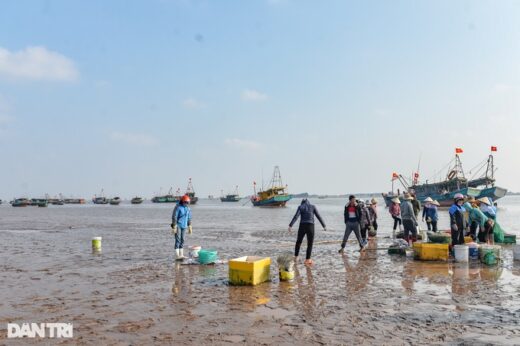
[[293, 265, 317, 320]]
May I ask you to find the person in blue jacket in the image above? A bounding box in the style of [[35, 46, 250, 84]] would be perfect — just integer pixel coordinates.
[[288, 199, 326, 266], [171, 194, 193, 260], [422, 198, 439, 232], [449, 193, 466, 247]]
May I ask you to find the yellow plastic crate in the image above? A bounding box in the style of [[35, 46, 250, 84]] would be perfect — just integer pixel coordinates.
[[413, 242, 449, 261], [229, 256, 271, 286]]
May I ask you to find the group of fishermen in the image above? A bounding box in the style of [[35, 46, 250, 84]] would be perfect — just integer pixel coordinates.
[[168, 192, 499, 264], [388, 193, 498, 247], [288, 195, 379, 266], [289, 193, 500, 266]]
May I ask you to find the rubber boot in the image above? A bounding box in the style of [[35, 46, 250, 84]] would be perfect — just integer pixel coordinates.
[[175, 249, 182, 261], [179, 248, 185, 259]]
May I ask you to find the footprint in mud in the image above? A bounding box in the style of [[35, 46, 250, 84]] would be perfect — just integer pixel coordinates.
[[115, 317, 155, 333]]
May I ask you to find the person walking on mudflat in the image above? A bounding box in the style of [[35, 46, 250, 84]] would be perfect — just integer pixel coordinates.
[[338, 195, 365, 254], [171, 194, 193, 260], [401, 193, 418, 244], [289, 199, 327, 266]]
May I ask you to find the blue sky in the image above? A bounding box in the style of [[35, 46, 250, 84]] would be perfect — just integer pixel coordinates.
[[1, 0, 520, 199]]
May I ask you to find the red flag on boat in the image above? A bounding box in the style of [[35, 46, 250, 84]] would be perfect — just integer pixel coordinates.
[[392, 172, 399, 181], [491, 146, 497, 152], [455, 148, 463, 154]]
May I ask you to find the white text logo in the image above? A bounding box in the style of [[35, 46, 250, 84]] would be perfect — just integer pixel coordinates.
[[7, 323, 73, 338]]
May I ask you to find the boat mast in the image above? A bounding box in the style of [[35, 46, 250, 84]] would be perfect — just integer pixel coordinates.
[[485, 154, 495, 187], [270, 166, 284, 189]]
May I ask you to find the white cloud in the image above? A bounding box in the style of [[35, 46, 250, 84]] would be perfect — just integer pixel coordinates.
[[0, 46, 79, 82], [225, 138, 261, 150], [182, 98, 205, 109], [110, 132, 159, 147], [241, 89, 268, 102]]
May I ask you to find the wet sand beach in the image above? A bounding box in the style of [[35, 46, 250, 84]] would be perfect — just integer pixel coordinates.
[[1, 197, 520, 345]]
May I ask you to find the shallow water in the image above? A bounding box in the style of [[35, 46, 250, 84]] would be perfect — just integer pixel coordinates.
[[1, 196, 520, 344]]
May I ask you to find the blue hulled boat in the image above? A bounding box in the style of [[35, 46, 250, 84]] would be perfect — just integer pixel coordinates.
[[383, 153, 507, 207]]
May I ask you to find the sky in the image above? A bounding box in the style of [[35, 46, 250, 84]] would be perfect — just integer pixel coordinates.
[[1, 0, 520, 199]]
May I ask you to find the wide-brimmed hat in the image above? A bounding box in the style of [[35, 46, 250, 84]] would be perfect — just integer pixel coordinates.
[[404, 193, 413, 200], [432, 200, 440, 206], [391, 197, 401, 204], [423, 197, 433, 203], [371, 198, 377, 205], [478, 197, 491, 206]]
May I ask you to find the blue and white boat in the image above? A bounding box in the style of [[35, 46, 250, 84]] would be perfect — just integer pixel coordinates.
[[383, 153, 507, 207]]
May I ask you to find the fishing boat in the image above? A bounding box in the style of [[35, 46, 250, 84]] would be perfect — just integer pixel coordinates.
[[11, 198, 30, 207], [251, 166, 292, 207], [151, 187, 179, 203], [185, 178, 198, 205], [220, 186, 241, 202], [63, 198, 86, 204], [92, 189, 109, 204], [383, 150, 508, 207], [131, 197, 144, 204], [31, 198, 49, 207], [109, 197, 121, 205]]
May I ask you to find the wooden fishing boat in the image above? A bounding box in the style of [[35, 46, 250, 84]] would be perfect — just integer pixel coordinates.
[[109, 197, 121, 205], [92, 189, 109, 204], [383, 152, 507, 207], [131, 197, 144, 204], [11, 198, 30, 207], [220, 186, 240, 202], [251, 166, 292, 207]]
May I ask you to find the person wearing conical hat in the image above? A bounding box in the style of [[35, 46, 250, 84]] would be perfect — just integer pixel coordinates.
[[478, 197, 497, 220], [464, 198, 488, 242], [389, 197, 402, 232], [422, 197, 439, 232], [368, 198, 378, 237]]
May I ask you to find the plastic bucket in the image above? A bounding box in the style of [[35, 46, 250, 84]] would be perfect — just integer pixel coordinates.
[[279, 269, 295, 281], [480, 245, 501, 265], [513, 245, 520, 261], [198, 249, 218, 264], [189, 246, 202, 258], [468, 246, 479, 260], [454, 245, 469, 263], [92, 237, 102, 250]]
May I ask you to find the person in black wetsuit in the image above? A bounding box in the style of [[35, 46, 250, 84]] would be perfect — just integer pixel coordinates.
[[288, 199, 327, 266]]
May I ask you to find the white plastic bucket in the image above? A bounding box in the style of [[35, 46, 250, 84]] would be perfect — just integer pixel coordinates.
[[189, 246, 202, 258], [454, 245, 469, 263], [92, 237, 102, 250], [513, 245, 520, 261]]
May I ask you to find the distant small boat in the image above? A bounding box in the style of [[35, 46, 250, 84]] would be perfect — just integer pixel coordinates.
[[220, 186, 241, 202], [131, 197, 144, 204], [251, 166, 292, 207], [208, 195, 214, 200], [63, 198, 86, 204], [151, 187, 179, 203], [11, 198, 30, 207], [109, 197, 121, 205], [93, 189, 109, 204], [31, 198, 49, 207]]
